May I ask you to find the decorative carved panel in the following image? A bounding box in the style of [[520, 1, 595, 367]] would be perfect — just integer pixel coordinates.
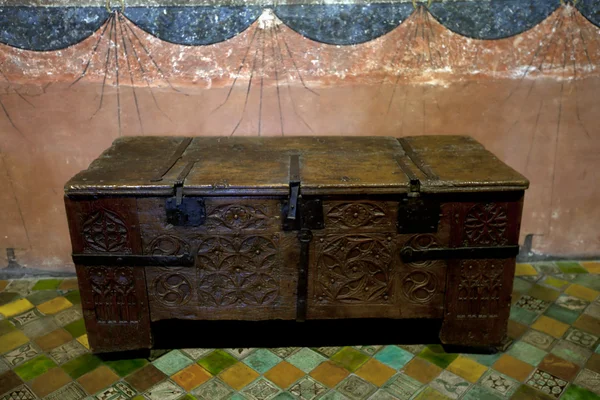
[[324, 202, 393, 230], [463, 203, 508, 246], [152, 270, 192, 307], [88, 267, 139, 323], [82, 209, 130, 253], [146, 234, 190, 256], [196, 234, 281, 307], [314, 234, 394, 304], [402, 270, 438, 304], [204, 203, 273, 231], [455, 259, 504, 319]]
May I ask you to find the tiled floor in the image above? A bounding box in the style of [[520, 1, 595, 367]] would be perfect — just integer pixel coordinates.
[[0, 261, 599, 400]]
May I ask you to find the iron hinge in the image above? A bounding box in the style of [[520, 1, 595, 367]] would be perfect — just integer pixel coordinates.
[[283, 154, 324, 231]]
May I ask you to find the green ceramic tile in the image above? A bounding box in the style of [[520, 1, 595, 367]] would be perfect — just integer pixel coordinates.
[[64, 291, 81, 305], [13, 355, 57, 381], [320, 390, 350, 400], [513, 278, 533, 293], [242, 349, 282, 374], [104, 358, 148, 377], [286, 348, 327, 373], [179, 395, 198, 400], [561, 384, 600, 400], [197, 350, 238, 375], [26, 290, 58, 306], [542, 276, 571, 290], [510, 306, 539, 325], [0, 292, 20, 305], [507, 342, 547, 366], [467, 353, 502, 367], [0, 319, 16, 336], [62, 353, 103, 379], [272, 393, 296, 400], [571, 275, 600, 292], [556, 262, 589, 274], [532, 263, 561, 275], [375, 345, 414, 369], [153, 350, 193, 375], [32, 279, 63, 291], [63, 319, 86, 338], [544, 304, 580, 325], [330, 347, 369, 372], [417, 345, 458, 369], [462, 385, 504, 400], [529, 285, 561, 302]]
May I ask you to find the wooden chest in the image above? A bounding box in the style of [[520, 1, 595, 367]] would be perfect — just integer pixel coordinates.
[[64, 136, 528, 353]]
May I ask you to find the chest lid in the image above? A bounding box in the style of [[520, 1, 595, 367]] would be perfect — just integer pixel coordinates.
[[64, 136, 529, 197]]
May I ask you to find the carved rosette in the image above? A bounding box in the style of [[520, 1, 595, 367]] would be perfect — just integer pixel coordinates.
[[316, 234, 393, 304], [456, 259, 504, 319], [325, 202, 391, 229], [204, 204, 270, 231], [82, 209, 130, 253], [88, 267, 139, 323], [196, 234, 281, 307], [152, 270, 192, 307], [463, 203, 508, 246]]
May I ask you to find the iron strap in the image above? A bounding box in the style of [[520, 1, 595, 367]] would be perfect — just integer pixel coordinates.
[[72, 253, 194, 267], [150, 137, 193, 182], [296, 229, 313, 322], [400, 245, 519, 262]]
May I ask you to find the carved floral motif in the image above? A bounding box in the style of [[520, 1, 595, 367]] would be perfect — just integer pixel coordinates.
[[152, 270, 192, 306], [456, 259, 504, 319], [88, 267, 139, 323], [463, 203, 508, 246], [205, 204, 271, 231], [316, 234, 393, 304], [196, 235, 281, 307], [402, 270, 437, 304], [325, 202, 390, 229], [82, 209, 130, 253], [146, 235, 190, 256]]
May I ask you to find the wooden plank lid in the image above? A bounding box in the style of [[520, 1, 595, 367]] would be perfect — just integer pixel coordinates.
[[64, 135, 529, 197]]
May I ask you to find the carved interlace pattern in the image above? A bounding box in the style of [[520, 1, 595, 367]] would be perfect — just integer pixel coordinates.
[[464, 203, 508, 246], [196, 235, 280, 307], [325, 202, 390, 229], [316, 234, 393, 304], [82, 209, 130, 253], [456, 260, 504, 319], [152, 270, 192, 306], [205, 204, 270, 230], [402, 271, 437, 304], [146, 234, 190, 256], [89, 267, 138, 323]]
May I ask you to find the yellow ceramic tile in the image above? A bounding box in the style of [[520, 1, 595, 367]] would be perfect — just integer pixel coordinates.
[[447, 355, 488, 383], [58, 279, 79, 291], [0, 280, 8, 291], [582, 262, 600, 274], [565, 284, 600, 302], [355, 359, 396, 387], [531, 316, 570, 338], [172, 364, 212, 391], [0, 330, 29, 353], [37, 297, 73, 315], [219, 362, 259, 390], [309, 361, 348, 388], [0, 298, 34, 318], [266, 361, 306, 389], [515, 263, 538, 276], [77, 334, 90, 349]]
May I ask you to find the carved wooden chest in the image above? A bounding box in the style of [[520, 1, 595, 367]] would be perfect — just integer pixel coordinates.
[[64, 136, 528, 353]]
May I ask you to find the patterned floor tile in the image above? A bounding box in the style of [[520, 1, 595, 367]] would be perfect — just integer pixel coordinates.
[[412, 386, 452, 400], [220, 362, 259, 390], [145, 380, 185, 400], [181, 348, 212, 360], [29, 367, 72, 397], [551, 340, 593, 366], [53, 308, 82, 327], [516, 295, 550, 313], [381, 373, 422, 399], [288, 376, 326, 400], [0, 384, 36, 400], [44, 381, 87, 400], [574, 369, 600, 394], [555, 294, 589, 311], [5, 281, 33, 296], [461, 385, 504, 400], [538, 354, 581, 381], [526, 369, 568, 398], [398, 345, 425, 355], [352, 346, 382, 356], [95, 381, 137, 400], [479, 370, 519, 398], [21, 317, 58, 338], [197, 350, 238, 375], [492, 354, 534, 382], [192, 378, 233, 400], [429, 370, 470, 399], [152, 350, 193, 376], [585, 302, 600, 319], [242, 377, 280, 400], [368, 389, 399, 400], [286, 348, 326, 373], [319, 390, 350, 400], [510, 384, 555, 400], [336, 375, 376, 400], [565, 328, 599, 349], [48, 340, 87, 365], [532, 263, 561, 275], [265, 361, 305, 389], [373, 346, 413, 370], [3, 343, 40, 367], [521, 330, 556, 351], [172, 363, 212, 391], [312, 347, 342, 358], [224, 348, 256, 360], [243, 349, 282, 374], [270, 348, 300, 359], [506, 341, 547, 366], [124, 364, 166, 392], [10, 309, 43, 328]]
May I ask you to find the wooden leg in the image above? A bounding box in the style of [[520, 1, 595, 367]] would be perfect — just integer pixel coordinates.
[[439, 258, 516, 347], [77, 265, 152, 353]]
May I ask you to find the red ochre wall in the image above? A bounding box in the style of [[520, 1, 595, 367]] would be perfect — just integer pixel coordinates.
[[1, 7, 599, 272]]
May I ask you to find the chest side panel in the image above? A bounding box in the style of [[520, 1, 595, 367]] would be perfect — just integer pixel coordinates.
[[138, 197, 298, 321]]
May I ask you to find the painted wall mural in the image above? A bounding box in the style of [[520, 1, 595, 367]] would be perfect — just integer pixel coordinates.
[[0, 0, 599, 273]]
